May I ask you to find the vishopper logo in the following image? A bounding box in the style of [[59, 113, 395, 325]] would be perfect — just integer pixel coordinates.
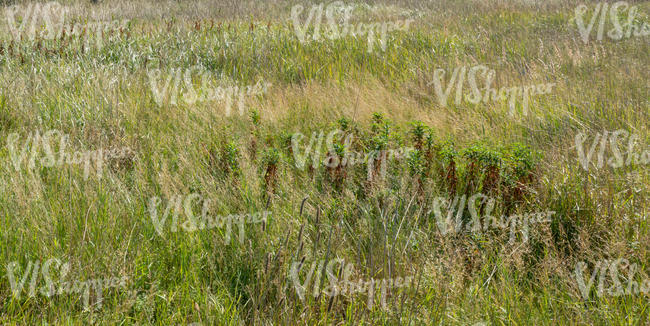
[[4, 2, 128, 48], [575, 259, 650, 299], [6, 258, 128, 310], [574, 1, 650, 44], [4, 2, 66, 41], [428, 65, 556, 117], [290, 1, 413, 53], [6, 129, 134, 180], [290, 129, 414, 181], [289, 258, 412, 309], [574, 130, 649, 170], [429, 192, 555, 243], [147, 65, 270, 116], [147, 193, 269, 243]]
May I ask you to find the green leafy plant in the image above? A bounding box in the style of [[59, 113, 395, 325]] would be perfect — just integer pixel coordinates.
[[501, 143, 539, 213], [279, 131, 294, 156], [407, 145, 424, 177], [438, 140, 458, 196], [461, 143, 502, 195], [461, 144, 484, 195], [208, 140, 241, 180], [423, 131, 438, 177], [479, 148, 502, 195], [222, 141, 241, 177], [325, 143, 347, 192], [410, 121, 427, 151], [337, 117, 351, 131], [370, 112, 391, 139], [262, 148, 280, 197]]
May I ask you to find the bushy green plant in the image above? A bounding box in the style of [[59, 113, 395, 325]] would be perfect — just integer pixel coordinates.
[[410, 121, 427, 151], [337, 117, 351, 131], [407, 149, 425, 178], [222, 141, 241, 176], [438, 140, 458, 195], [507, 143, 538, 179], [262, 148, 280, 196], [250, 109, 261, 127], [208, 139, 241, 179], [501, 143, 539, 211], [370, 112, 391, 139], [478, 148, 502, 195]]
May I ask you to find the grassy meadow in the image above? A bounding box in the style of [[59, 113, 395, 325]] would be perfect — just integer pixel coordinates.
[[0, 0, 649, 324]]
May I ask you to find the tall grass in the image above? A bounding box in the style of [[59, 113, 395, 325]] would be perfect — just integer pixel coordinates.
[[0, 0, 648, 324]]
